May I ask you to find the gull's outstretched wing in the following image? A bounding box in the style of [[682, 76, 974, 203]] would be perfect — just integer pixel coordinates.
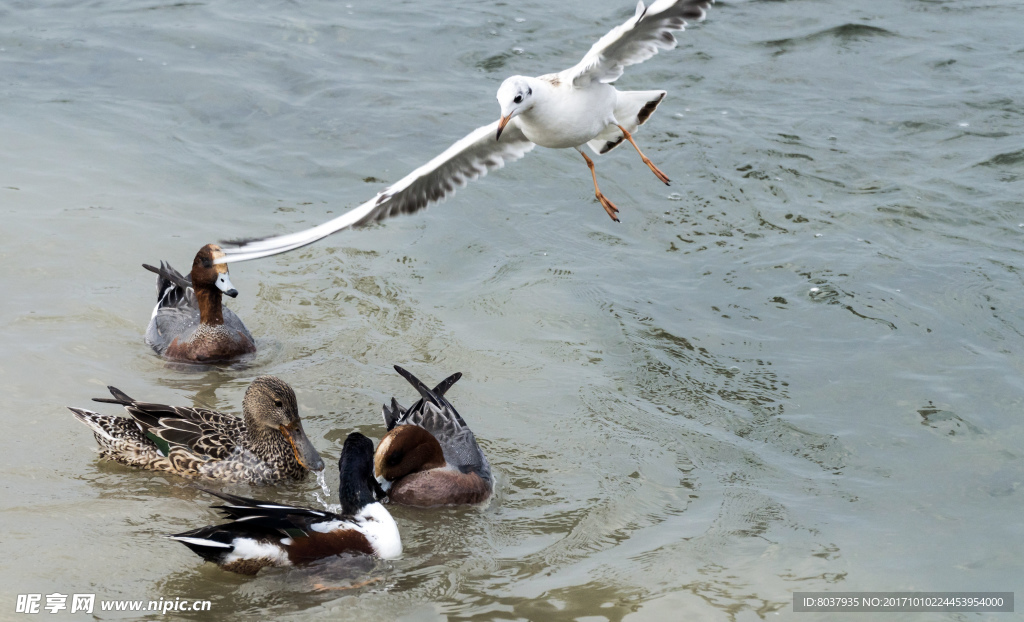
[[566, 0, 712, 88], [217, 119, 534, 263]]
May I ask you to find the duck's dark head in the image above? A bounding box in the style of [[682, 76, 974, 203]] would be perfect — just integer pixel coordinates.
[[373, 424, 446, 486], [338, 432, 384, 515], [191, 244, 238, 298]]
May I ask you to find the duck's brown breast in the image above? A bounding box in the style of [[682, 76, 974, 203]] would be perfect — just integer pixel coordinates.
[[389, 469, 492, 507], [164, 326, 255, 363]]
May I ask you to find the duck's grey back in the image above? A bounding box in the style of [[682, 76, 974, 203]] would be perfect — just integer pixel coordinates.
[[410, 402, 491, 483]]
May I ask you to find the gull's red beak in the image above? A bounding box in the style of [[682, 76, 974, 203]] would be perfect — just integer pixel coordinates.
[[496, 115, 512, 141]]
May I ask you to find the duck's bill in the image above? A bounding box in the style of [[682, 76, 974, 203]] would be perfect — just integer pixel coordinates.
[[368, 474, 389, 500], [215, 272, 239, 297], [280, 424, 325, 472]]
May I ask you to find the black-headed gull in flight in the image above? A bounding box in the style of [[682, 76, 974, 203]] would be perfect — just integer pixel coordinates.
[[219, 0, 712, 263]]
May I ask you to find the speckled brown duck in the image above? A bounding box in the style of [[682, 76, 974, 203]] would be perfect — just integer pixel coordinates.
[[374, 366, 493, 506], [69, 376, 324, 484], [144, 244, 256, 363]]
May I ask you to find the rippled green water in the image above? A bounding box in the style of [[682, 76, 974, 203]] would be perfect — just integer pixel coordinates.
[[2, 0, 1022, 620]]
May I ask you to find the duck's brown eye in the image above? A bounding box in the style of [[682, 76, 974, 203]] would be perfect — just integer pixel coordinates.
[[274, 399, 283, 407]]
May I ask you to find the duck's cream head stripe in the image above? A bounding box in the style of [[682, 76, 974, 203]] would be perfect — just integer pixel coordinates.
[[210, 246, 230, 274], [373, 432, 395, 478]]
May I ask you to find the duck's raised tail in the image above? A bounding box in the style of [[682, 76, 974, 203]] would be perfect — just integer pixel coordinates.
[[91, 386, 136, 406], [143, 261, 192, 308]]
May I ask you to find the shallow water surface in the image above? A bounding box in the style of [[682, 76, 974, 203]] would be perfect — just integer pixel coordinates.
[[1, 0, 1022, 620]]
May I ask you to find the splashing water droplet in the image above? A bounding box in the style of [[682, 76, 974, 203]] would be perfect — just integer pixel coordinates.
[[313, 469, 333, 510]]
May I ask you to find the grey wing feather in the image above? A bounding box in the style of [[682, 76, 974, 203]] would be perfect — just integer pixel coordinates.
[[403, 401, 466, 441], [444, 427, 492, 481], [144, 261, 200, 352], [382, 398, 405, 431], [222, 308, 255, 343], [568, 0, 713, 87], [146, 306, 200, 352], [216, 119, 535, 263], [144, 261, 195, 310]]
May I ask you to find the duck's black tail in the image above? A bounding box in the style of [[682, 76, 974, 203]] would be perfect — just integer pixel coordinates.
[[91, 386, 135, 406], [167, 525, 235, 563], [143, 261, 191, 308], [392, 365, 466, 426]]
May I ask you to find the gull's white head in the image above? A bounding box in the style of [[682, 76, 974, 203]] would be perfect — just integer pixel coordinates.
[[496, 76, 534, 140]]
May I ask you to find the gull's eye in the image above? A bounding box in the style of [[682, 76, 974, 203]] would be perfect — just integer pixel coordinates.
[[513, 94, 523, 104]]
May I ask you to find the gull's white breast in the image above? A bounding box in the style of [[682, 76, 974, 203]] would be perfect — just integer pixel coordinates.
[[518, 81, 618, 149]]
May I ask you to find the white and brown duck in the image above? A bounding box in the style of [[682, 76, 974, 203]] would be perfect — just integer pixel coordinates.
[[374, 366, 493, 506]]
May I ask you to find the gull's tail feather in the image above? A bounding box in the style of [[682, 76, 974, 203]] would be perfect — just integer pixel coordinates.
[[588, 90, 665, 155]]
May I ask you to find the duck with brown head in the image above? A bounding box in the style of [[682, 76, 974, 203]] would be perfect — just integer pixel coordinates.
[[374, 366, 493, 507], [144, 244, 256, 363]]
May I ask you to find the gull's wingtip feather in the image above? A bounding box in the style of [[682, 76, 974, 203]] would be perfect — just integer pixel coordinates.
[[214, 198, 380, 263], [215, 120, 533, 264], [220, 236, 270, 248]]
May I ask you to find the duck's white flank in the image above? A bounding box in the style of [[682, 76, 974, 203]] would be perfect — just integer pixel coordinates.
[[356, 502, 403, 559], [221, 538, 292, 566]]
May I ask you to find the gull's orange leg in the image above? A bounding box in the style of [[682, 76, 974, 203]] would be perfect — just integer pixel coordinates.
[[617, 124, 670, 185], [578, 148, 620, 222]]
